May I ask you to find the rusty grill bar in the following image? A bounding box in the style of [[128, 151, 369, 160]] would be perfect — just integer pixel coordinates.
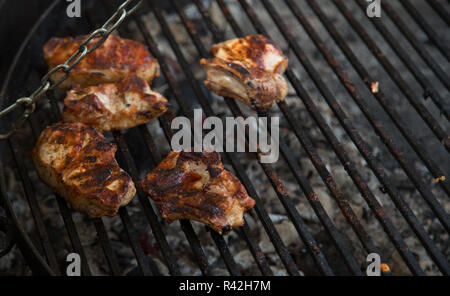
[[0, 0, 448, 276]]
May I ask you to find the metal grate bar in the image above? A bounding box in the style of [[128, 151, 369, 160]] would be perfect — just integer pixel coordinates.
[[366, 2, 450, 121], [54, 194, 92, 275], [128, 13, 275, 276], [112, 131, 180, 275], [49, 78, 150, 275], [247, 0, 450, 208], [208, 0, 364, 276], [117, 207, 158, 276], [210, 231, 241, 275], [241, 0, 443, 275], [150, 114, 273, 276], [220, 0, 398, 274], [144, 0, 301, 275], [175, 0, 336, 276], [85, 2, 182, 275], [6, 137, 61, 274], [0, 150, 55, 275], [2, 72, 90, 277], [175, 0, 362, 275], [133, 7, 289, 276], [46, 92, 136, 276], [141, 113, 217, 276], [103, 0, 278, 275], [228, 0, 416, 274], [177, 0, 336, 276], [58, 20, 157, 275], [239, 222, 274, 275], [107, 3, 259, 276], [345, 2, 450, 147], [427, 0, 450, 26], [220, 0, 385, 275], [331, 0, 450, 229], [285, 0, 450, 275], [50, 89, 155, 275], [193, 0, 224, 42], [18, 95, 92, 276], [399, 0, 450, 61], [346, 2, 450, 136], [92, 218, 122, 276], [180, 220, 212, 275], [95, 1, 217, 276], [352, 0, 450, 136], [155, 113, 266, 276], [365, 0, 450, 91], [138, 122, 213, 276]]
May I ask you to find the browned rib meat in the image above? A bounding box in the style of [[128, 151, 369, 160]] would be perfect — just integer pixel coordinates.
[[32, 122, 136, 217], [139, 151, 255, 234], [62, 75, 168, 132], [43, 34, 160, 88]]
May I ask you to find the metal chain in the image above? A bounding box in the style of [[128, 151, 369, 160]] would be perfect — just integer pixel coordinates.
[[0, 0, 143, 140]]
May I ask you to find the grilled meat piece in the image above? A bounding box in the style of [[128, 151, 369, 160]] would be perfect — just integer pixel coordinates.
[[62, 75, 169, 132], [32, 122, 136, 217], [139, 151, 255, 234], [43, 34, 160, 88], [200, 35, 288, 109]]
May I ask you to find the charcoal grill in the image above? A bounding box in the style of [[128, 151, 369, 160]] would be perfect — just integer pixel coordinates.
[[0, 0, 449, 276]]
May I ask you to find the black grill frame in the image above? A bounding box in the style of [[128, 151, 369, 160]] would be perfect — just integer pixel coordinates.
[[0, 0, 449, 276]]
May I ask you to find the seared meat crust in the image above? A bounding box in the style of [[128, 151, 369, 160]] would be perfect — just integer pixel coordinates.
[[43, 34, 160, 88], [201, 57, 288, 109], [200, 35, 289, 109], [62, 75, 169, 132], [139, 151, 255, 234], [210, 35, 288, 74], [32, 122, 136, 217]]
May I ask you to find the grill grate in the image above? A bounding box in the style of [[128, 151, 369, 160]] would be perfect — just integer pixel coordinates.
[[0, 0, 448, 276]]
